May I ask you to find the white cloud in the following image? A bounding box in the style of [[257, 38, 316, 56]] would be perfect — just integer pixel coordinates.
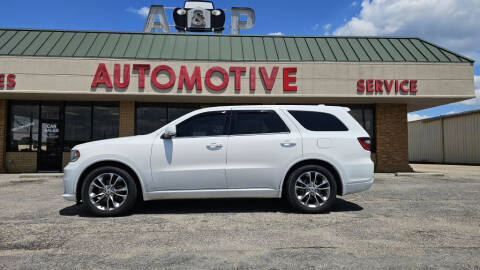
[[408, 113, 430, 122], [322, 24, 332, 35], [126, 6, 150, 18], [268, 32, 284, 36], [312, 24, 320, 31], [445, 111, 458, 115], [476, 75, 480, 92], [461, 75, 480, 105], [333, 0, 480, 63], [351, 1, 358, 7], [334, 0, 480, 114]]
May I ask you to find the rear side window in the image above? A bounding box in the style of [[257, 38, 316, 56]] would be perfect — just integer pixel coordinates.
[[231, 110, 289, 135], [288, 110, 348, 131]]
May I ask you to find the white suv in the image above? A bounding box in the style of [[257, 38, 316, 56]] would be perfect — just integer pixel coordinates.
[[63, 105, 374, 216]]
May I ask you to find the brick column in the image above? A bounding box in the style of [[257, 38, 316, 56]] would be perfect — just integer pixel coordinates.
[[375, 104, 413, 172], [0, 99, 6, 173], [119, 101, 135, 137]]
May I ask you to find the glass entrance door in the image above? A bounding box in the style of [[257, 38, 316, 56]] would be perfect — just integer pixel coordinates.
[[38, 105, 63, 172]]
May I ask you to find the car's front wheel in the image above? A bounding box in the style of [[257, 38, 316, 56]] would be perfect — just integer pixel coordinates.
[[81, 166, 137, 216], [285, 165, 337, 213]]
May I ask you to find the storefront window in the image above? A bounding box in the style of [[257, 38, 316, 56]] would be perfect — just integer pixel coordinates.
[[136, 106, 168, 135], [93, 105, 119, 140], [363, 108, 374, 137], [349, 107, 376, 152], [168, 106, 198, 122], [64, 105, 92, 150], [8, 104, 39, 151], [135, 103, 200, 135], [63, 103, 119, 151], [41, 105, 60, 120]]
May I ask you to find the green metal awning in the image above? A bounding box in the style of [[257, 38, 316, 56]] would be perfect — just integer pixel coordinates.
[[0, 28, 473, 63]]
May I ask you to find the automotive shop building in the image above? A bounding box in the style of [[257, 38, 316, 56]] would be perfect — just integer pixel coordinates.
[[0, 28, 475, 173]]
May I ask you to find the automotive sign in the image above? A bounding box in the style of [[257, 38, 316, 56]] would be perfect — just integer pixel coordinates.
[[91, 63, 298, 92]]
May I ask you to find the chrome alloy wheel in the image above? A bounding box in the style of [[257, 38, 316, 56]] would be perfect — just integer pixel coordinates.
[[88, 173, 128, 212], [295, 171, 331, 208]]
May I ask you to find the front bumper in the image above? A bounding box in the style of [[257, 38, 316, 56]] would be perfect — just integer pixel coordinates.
[[63, 162, 80, 202], [62, 194, 76, 201]]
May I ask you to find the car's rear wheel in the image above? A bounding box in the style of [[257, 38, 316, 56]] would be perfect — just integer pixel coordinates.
[[81, 166, 137, 216], [285, 165, 337, 213]]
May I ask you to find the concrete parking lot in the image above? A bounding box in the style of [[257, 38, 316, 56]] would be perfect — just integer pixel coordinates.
[[0, 164, 479, 269]]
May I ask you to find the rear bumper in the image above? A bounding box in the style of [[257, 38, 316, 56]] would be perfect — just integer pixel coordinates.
[[340, 155, 374, 195], [343, 177, 374, 195]]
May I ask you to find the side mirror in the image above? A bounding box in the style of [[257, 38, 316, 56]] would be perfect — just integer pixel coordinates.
[[163, 125, 177, 139]]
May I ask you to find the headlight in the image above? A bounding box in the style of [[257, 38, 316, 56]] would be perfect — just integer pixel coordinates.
[[70, 150, 80, 162], [212, 9, 222, 16], [177, 9, 187, 15]]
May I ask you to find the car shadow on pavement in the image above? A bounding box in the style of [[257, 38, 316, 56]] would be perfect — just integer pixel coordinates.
[[59, 198, 363, 217]]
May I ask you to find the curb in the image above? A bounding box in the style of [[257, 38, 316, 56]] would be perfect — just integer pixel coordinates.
[[19, 173, 63, 178], [395, 172, 445, 177]]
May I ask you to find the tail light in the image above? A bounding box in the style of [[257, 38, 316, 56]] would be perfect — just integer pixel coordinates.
[[358, 137, 371, 151]]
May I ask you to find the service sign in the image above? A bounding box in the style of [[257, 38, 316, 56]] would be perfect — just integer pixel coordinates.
[[357, 79, 418, 94]]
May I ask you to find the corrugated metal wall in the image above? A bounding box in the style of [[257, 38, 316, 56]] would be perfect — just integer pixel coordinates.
[[409, 111, 480, 164], [408, 119, 444, 163], [443, 112, 480, 163]]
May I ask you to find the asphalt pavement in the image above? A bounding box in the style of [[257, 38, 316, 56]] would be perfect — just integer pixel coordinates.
[[0, 164, 479, 269]]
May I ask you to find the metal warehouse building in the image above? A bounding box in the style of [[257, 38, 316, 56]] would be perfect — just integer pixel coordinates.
[[0, 28, 475, 173], [409, 109, 480, 164]]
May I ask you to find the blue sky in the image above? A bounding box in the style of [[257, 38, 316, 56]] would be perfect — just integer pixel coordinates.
[[2, 1, 359, 35], [3, 0, 479, 119]]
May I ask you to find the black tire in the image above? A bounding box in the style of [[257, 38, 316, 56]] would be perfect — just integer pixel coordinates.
[[81, 166, 138, 217], [285, 165, 337, 213]]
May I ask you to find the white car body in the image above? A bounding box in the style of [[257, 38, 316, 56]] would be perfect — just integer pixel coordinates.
[[63, 105, 374, 203]]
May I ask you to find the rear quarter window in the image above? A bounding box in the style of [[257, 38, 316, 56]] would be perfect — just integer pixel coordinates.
[[288, 110, 348, 131], [231, 110, 289, 135]]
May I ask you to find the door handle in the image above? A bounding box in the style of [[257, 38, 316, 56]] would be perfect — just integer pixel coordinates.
[[206, 143, 223, 150], [280, 142, 296, 147]]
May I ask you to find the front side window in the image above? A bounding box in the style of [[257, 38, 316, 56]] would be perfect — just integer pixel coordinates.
[[176, 111, 227, 137], [231, 110, 289, 135], [288, 111, 348, 131], [8, 104, 39, 151]]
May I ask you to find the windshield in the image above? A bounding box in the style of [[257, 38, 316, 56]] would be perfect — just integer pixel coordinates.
[[184, 1, 214, 9]]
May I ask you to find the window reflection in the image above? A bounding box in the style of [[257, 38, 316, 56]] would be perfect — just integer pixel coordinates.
[[8, 102, 120, 152], [9, 104, 39, 151]]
